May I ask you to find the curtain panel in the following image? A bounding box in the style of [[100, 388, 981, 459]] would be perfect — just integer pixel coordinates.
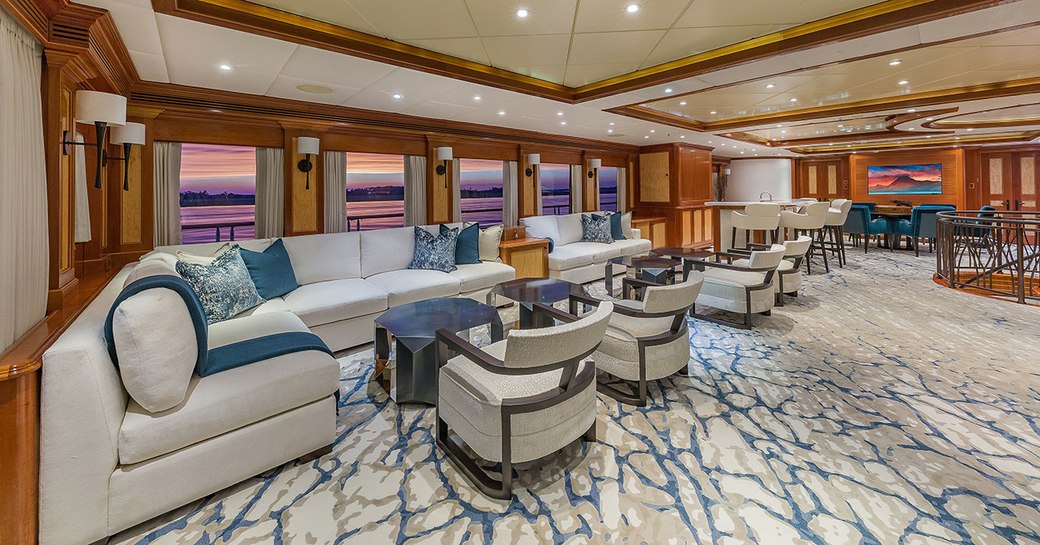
[[324, 150, 347, 233], [617, 167, 628, 212], [452, 158, 462, 222], [404, 155, 427, 227], [0, 9, 48, 351], [255, 147, 284, 238], [73, 132, 91, 243], [503, 161, 519, 226], [570, 165, 583, 215], [535, 167, 543, 215], [153, 141, 182, 246]]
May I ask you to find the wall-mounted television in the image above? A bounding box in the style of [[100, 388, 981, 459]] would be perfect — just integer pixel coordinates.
[[867, 164, 942, 195]]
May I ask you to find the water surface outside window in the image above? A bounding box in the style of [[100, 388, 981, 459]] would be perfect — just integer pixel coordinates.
[[459, 158, 504, 227], [599, 166, 618, 212], [540, 163, 571, 215], [346, 152, 405, 231], [179, 143, 256, 244]]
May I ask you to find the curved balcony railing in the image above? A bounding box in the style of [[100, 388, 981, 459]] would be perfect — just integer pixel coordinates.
[[935, 210, 1040, 304]]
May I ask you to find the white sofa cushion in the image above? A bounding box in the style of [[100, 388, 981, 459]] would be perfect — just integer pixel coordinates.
[[282, 232, 361, 283], [564, 241, 623, 262], [450, 262, 515, 293], [282, 278, 389, 327], [208, 311, 310, 348], [360, 227, 416, 277], [111, 288, 198, 413], [365, 269, 461, 307], [166, 240, 274, 264], [557, 213, 584, 245], [521, 215, 560, 242], [547, 245, 597, 271], [479, 224, 503, 262], [611, 237, 652, 256]]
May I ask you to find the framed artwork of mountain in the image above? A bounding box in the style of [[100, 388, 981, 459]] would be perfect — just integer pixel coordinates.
[[867, 164, 943, 195]]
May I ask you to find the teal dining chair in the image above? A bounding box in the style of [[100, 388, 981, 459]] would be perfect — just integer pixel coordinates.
[[843, 204, 889, 253], [895, 204, 956, 256]]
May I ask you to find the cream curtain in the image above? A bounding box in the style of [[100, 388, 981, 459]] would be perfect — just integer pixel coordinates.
[[452, 158, 461, 222], [617, 167, 628, 212], [153, 141, 182, 246], [535, 167, 543, 215], [404, 155, 427, 226], [324, 150, 347, 233], [570, 164, 583, 215], [503, 160, 518, 226], [0, 9, 48, 351], [255, 147, 284, 238], [73, 132, 91, 242]]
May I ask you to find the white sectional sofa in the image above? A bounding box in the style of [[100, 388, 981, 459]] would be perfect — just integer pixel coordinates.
[[39, 224, 515, 545], [521, 212, 652, 284]]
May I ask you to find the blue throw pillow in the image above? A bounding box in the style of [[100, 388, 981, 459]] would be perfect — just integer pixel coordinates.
[[594, 213, 626, 240], [442, 223, 480, 264], [176, 245, 265, 324], [409, 226, 459, 272], [239, 239, 299, 299], [582, 214, 614, 244], [546, 237, 554, 253]]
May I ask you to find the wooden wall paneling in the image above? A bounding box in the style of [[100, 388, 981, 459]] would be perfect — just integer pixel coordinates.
[[284, 132, 323, 236], [519, 147, 536, 218], [849, 149, 965, 208], [963, 148, 982, 209], [638, 151, 670, 203], [322, 131, 426, 156], [119, 139, 144, 246], [427, 139, 452, 224], [583, 155, 598, 212], [152, 112, 284, 148], [0, 372, 38, 545]]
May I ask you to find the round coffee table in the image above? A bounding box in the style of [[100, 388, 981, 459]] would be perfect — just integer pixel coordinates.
[[606, 255, 681, 296], [652, 247, 714, 280], [488, 278, 585, 329], [374, 297, 503, 405]]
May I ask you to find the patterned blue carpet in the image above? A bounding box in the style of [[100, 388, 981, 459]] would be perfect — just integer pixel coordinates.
[[113, 250, 1040, 545]]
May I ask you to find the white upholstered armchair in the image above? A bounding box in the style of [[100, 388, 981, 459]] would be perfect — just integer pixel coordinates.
[[730, 235, 812, 306], [435, 301, 613, 499], [691, 245, 786, 329], [567, 274, 703, 406]]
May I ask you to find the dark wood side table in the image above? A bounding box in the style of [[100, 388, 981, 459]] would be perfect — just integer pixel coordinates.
[[652, 247, 714, 280]]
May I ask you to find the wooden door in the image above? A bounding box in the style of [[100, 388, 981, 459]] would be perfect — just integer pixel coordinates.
[[982, 153, 1014, 210], [799, 160, 845, 201], [1014, 152, 1038, 213]]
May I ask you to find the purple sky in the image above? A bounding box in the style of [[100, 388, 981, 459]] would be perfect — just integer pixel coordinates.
[[179, 143, 256, 195]]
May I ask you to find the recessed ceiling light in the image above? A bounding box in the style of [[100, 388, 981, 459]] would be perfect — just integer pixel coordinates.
[[219, 64, 232, 71], [908, 127, 915, 131], [516, 8, 529, 18], [926, 117, 934, 121], [557, 111, 563, 116], [889, 59, 902, 66], [898, 80, 909, 85], [498, 110, 506, 116], [609, 122, 615, 126], [650, 129, 655, 133], [837, 124, 844, 128], [790, 98, 798, 102], [560, 121, 567, 125], [966, 128, 974, 131], [707, 140, 713, 143], [907, 108, 916, 113], [926, 135, 932, 138], [644, 135, 650, 139], [664, 87, 673, 93], [626, 4, 640, 13], [679, 101, 687, 106], [766, 83, 775, 89], [392, 93, 404, 99], [473, 95, 481, 101], [608, 129, 613, 133], [680, 135, 685, 138], [776, 124, 783, 128], [780, 130, 787, 134], [709, 110, 717, 114]]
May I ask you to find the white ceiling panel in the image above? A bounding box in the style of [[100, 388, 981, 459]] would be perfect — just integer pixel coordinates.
[[466, 0, 576, 37], [400, 100, 479, 120], [77, 0, 164, 55], [345, 0, 478, 40], [564, 63, 642, 87], [917, 0, 1040, 43], [340, 67, 466, 110], [253, 0, 382, 36], [279, 45, 396, 89], [643, 25, 777, 68], [129, 51, 169, 83], [574, 0, 693, 33], [568, 30, 666, 65], [674, 0, 882, 27], [266, 75, 361, 105], [481, 34, 572, 70], [156, 15, 298, 95], [404, 38, 491, 64]]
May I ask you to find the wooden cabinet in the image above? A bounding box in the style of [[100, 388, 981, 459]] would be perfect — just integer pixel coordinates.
[[632, 216, 668, 249], [499, 237, 549, 279], [633, 143, 713, 247]]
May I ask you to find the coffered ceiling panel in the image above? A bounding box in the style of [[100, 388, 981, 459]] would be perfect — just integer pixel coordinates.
[[345, 0, 478, 40], [466, 0, 577, 36], [673, 0, 883, 27], [248, 0, 381, 35], [265, 75, 361, 105], [278, 46, 396, 89], [402, 37, 490, 65], [574, 0, 693, 33], [643, 25, 777, 68], [564, 64, 644, 88], [481, 34, 571, 68], [568, 30, 667, 65]]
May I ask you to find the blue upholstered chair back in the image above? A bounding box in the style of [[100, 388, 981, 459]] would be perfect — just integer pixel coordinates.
[[911, 205, 956, 238], [844, 204, 871, 235]]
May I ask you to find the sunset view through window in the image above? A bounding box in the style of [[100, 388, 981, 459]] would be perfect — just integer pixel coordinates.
[[179, 143, 256, 244]]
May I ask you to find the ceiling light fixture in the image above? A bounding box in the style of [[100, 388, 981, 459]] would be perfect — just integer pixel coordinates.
[[650, 129, 655, 133], [709, 110, 716, 114], [609, 122, 615, 126], [966, 128, 974, 131], [664, 87, 673, 93], [766, 83, 775, 89], [498, 110, 506, 116], [392, 93, 403, 100], [516, 8, 529, 18], [626, 4, 640, 13], [889, 59, 902, 66], [644, 135, 649, 139], [680, 135, 685, 138], [898, 80, 909, 85], [557, 111, 563, 116], [473, 95, 481, 101], [679, 101, 687, 106], [907, 108, 916, 113], [790, 98, 798, 102], [560, 121, 567, 125], [608, 129, 613, 133], [219, 64, 232, 71]]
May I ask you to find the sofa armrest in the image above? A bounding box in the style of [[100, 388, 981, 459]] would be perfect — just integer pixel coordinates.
[[631, 227, 642, 240]]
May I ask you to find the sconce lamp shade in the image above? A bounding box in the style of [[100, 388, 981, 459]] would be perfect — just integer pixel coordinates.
[[297, 137, 320, 155], [589, 158, 602, 169], [724, 167, 732, 176], [111, 122, 146, 145], [526, 153, 540, 166], [435, 147, 453, 162], [75, 91, 126, 126]]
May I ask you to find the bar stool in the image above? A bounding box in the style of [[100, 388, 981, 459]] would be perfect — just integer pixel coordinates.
[[779, 201, 830, 273], [730, 203, 781, 250], [823, 199, 852, 267]]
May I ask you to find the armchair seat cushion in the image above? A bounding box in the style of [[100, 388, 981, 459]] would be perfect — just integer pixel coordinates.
[[895, 219, 913, 236], [283, 279, 389, 327], [594, 302, 689, 381], [734, 259, 799, 294], [438, 340, 596, 463], [697, 269, 775, 314], [449, 262, 515, 293], [547, 245, 597, 271], [365, 269, 461, 307], [118, 313, 339, 465]]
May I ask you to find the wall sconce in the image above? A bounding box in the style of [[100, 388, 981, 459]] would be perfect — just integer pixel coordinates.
[[724, 167, 732, 176], [435, 146, 453, 188], [105, 122, 146, 191], [525, 153, 540, 177], [297, 137, 320, 190], [62, 90, 127, 189], [587, 158, 602, 179]]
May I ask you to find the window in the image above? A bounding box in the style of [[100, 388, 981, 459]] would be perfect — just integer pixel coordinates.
[[599, 166, 618, 212], [179, 144, 256, 244], [459, 158, 503, 227], [540, 163, 571, 215], [346, 152, 405, 231]]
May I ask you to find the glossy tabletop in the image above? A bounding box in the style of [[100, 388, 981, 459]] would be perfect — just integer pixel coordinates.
[[375, 297, 501, 352]]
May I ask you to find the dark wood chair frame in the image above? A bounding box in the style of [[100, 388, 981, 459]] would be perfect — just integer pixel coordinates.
[[727, 243, 805, 307], [686, 252, 778, 329], [788, 227, 830, 274], [434, 303, 600, 500], [566, 277, 693, 407]]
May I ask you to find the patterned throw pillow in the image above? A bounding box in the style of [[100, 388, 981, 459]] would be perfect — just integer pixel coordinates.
[[409, 226, 459, 272], [175, 245, 265, 324], [581, 214, 614, 244]]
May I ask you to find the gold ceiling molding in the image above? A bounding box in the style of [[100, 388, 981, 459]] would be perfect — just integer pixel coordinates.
[[925, 103, 1040, 129], [789, 130, 1040, 154], [150, 0, 1008, 104]]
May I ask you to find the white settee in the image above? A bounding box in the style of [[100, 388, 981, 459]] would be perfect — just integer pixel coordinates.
[[39, 224, 515, 545], [521, 212, 652, 284]]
